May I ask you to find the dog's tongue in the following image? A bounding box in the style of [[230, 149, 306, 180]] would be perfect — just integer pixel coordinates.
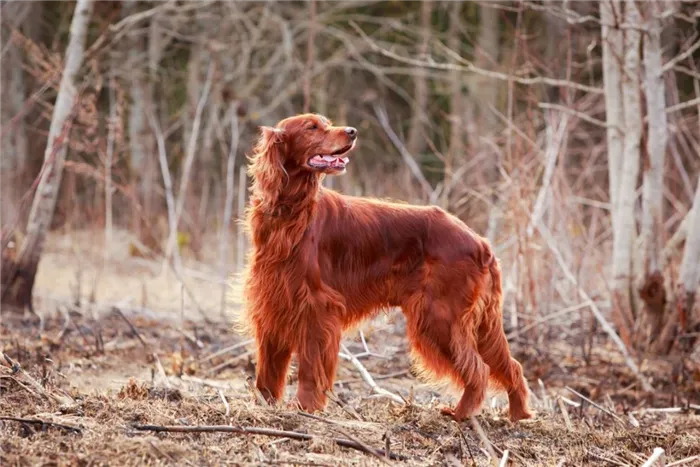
[[310, 155, 349, 167]]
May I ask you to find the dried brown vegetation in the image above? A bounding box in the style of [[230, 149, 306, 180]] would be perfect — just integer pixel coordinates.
[[1, 240, 699, 466]]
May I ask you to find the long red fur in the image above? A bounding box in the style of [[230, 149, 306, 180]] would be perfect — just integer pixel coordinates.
[[237, 113, 533, 422]]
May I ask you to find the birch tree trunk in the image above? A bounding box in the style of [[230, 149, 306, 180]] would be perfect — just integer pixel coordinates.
[[474, 4, 502, 243], [405, 0, 431, 158], [654, 177, 700, 355], [443, 1, 464, 210], [610, 0, 643, 348], [676, 179, 700, 338], [1, 0, 94, 311], [600, 0, 625, 225], [0, 1, 30, 228], [638, 0, 669, 343]]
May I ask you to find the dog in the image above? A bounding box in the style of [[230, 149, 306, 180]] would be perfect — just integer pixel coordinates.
[[237, 113, 532, 422]]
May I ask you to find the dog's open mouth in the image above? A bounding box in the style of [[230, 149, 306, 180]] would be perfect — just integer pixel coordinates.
[[308, 145, 353, 170]]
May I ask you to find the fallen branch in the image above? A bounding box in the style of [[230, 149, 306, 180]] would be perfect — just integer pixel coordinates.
[[0, 416, 82, 433], [131, 423, 407, 461], [0, 352, 75, 407], [297, 412, 390, 465], [339, 343, 404, 405], [667, 455, 700, 467]]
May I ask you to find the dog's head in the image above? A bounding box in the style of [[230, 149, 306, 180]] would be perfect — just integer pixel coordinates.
[[256, 113, 358, 176]]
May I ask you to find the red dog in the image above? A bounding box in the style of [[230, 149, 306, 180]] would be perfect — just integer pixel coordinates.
[[238, 113, 532, 422]]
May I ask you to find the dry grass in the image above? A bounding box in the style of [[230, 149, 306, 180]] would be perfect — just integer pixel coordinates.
[[2, 230, 700, 466]]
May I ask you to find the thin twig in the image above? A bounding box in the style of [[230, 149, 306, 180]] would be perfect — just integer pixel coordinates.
[[0, 416, 82, 433], [205, 350, 254, 375], [324, 390, 364, 421], [1, 375, 41, 399], [198, 339, 253, 364], [667, 455, 700, 467], [565, 386, 626, 425], [641, 447, 666, 467], [338, 343, 404, 405], [113, 307, 149, 349], [557, 397, 574, 432], [297, 412, 389, 465], [131, 424, 407, 461], [539, 102, 612, 129], [470, 417, 497, 462], [0, 353, 74, 406], [349, 21, 603, 95], [372, 102, 435, 203], [218, 389, 231, 418]]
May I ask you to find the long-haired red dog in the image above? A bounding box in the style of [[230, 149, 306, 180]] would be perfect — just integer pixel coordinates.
[[238, 113, 532, 422]]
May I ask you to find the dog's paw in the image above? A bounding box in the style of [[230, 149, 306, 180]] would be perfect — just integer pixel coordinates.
[[439, 406, 457, 419]]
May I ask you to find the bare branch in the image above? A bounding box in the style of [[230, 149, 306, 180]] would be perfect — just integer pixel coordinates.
[[350, 21, 603, 95]]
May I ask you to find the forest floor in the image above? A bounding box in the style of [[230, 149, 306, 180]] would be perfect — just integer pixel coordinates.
[[1, 230, 700, 466]]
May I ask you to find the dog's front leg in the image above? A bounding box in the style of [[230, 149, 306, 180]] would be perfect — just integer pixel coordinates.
[[255, 334, 293, 405], [294, 320, 341, 413]]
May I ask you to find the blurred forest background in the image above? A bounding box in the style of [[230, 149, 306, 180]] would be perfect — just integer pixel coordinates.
[[1, 0, 700, 375], [2, 1, 700, 464]]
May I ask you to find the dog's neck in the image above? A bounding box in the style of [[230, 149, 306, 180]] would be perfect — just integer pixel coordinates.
[[254, 170, 321, 220], [248, 171, 322, 261]]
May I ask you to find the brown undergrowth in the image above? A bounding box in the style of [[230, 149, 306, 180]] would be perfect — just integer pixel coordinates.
[[1, 305, 699, 467]]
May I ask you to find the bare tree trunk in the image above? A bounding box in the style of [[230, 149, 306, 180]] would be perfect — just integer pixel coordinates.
[[473, 3, 502, 242], [0, 1, 30, 229], [444, 1, 464, 210], [638, 0, 669, 344], [303, 0, 317, 114], [125, 0, 157, 251], [677, 179, 700, 332], [1, 0, 94, 311], [600, 0, 625, 224], [653, 176, 700, 355], [163, 61, 213, 265], [609, 0, 643, 348], [405, 0, 431, 158], [219, 103, 239, 316]]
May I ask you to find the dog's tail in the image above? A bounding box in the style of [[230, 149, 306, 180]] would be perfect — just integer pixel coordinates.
[[484, 248, 503, 318], [466, 243, 502, 330]]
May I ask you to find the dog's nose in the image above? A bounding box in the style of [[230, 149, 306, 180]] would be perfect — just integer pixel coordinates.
[[345, 127, 358, 140]]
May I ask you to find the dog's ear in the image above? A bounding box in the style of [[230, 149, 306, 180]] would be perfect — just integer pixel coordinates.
[[252, 126, 286, 161], [259, 126, 285, 144], [249, 126, 287, 209]]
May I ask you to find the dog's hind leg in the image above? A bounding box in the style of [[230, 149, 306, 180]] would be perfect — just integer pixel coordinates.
[[477, 314, 532, 422], [402, 294, 489, 421], [447, 318, 489, 421]]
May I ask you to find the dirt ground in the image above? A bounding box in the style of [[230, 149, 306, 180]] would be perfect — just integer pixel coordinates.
[[2, 230, 700, 466]]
